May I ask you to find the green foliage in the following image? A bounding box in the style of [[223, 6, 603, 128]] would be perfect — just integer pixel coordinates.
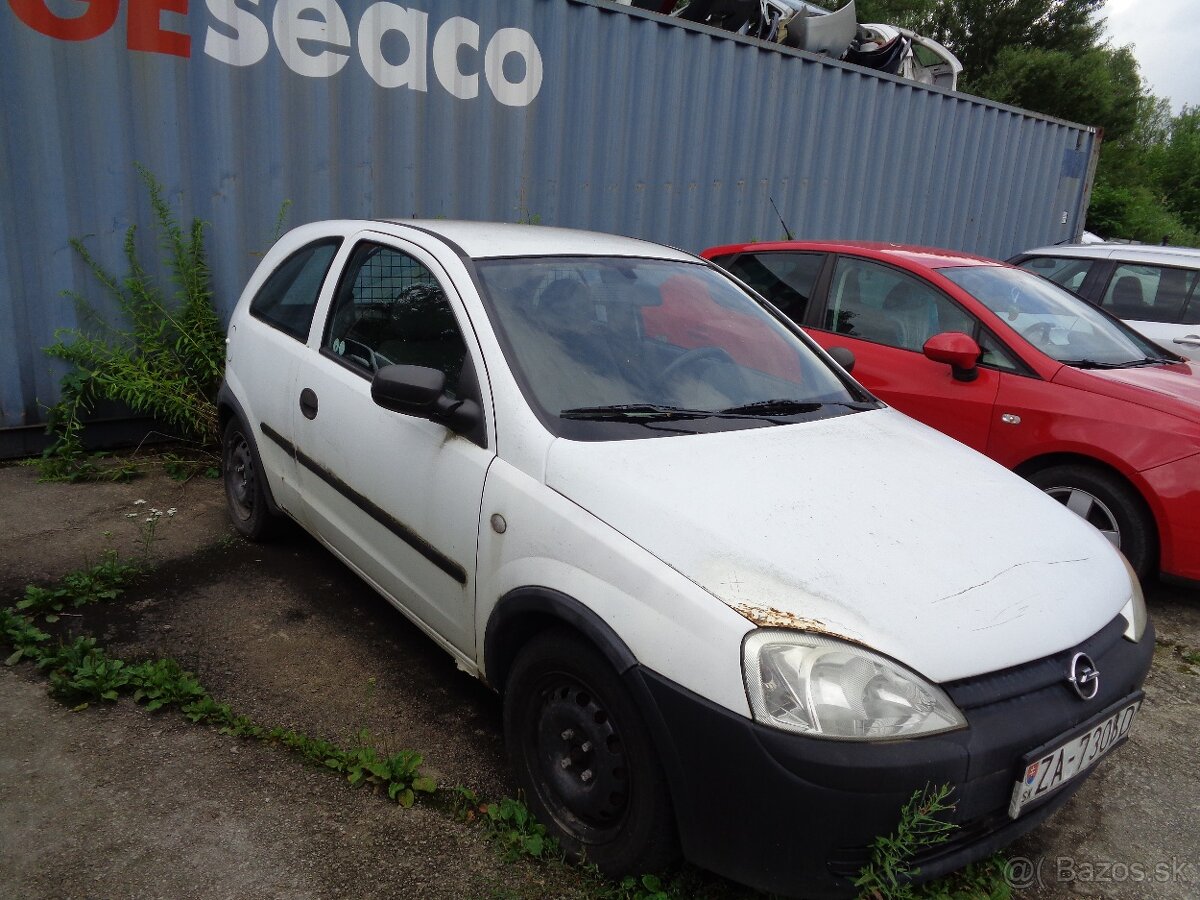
[[1155, 107, 1200, 233], [15, 550, 138, 622], [161, 450, 220, 482], [478, 795, 561, 863], [854, 783, 958, 899], [332, 729, 438, 807], [1, 608, 51, 666], [128, 658, 208, 711], [40, 638, 132, 705], [34, 164, 226, 482], [971, 46, 1141, 140]]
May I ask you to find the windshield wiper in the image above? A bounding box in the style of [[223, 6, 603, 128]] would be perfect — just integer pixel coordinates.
[[559, 403, 787, 424], [719, 399, 875, 416], [1060, 358, 1171, 370]]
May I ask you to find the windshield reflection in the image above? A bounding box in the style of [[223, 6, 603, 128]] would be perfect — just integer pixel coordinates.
[[475, 257, 862, 436], [940, 265, 1169, 367]]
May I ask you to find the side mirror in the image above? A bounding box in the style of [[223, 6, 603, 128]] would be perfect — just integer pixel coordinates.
[[371, 364, 481, 435], [922, 333, 981, 382], [827, 346, 856, 374]]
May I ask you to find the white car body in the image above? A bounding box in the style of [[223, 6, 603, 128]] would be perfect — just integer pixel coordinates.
[[221, 220, 1150, 897]]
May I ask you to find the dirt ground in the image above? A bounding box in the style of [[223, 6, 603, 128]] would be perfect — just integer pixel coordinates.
[[0, 462, 1196, 899]]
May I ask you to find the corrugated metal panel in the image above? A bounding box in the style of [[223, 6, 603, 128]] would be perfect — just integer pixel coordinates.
[[0, 0, 1099, 436]]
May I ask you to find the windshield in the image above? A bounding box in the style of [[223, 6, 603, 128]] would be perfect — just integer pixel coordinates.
[[939, 265, 1171, 367], [474, 257, 868, 439]]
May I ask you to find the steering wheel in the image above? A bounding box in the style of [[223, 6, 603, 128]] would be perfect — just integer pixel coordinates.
[[659, 346, 738, 383], [1021, 321, 1056, 344], [341, 338, 393, 373]]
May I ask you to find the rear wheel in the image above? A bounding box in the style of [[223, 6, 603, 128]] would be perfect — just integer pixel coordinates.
[[222, 417, 279, 541], [503, 628, 677, 876], [1027, 463, 1155, 578]]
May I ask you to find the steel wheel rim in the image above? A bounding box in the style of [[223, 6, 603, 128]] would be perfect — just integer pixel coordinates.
[[226, 436, 256, 522], [1044, 485, 1120, 548], [529, 674, 630, 843]]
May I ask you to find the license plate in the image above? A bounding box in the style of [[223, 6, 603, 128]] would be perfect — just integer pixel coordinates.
[[1008, 697, 1141, 818]]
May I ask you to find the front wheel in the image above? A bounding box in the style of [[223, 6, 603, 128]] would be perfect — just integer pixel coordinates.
[[503, 628, 677, 876], [1027, 464, 1155, 578], [222, 417, 279, 541]]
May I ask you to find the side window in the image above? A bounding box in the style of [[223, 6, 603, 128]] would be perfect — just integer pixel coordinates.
[[1016, 256, 1093, 293], [324, 243, 468, 394], [978, 331, 1020, 372], [1102, 263, 1198, 325], [722, 252, 825, 322], [823, 257, 975, 351], [249, 240, 341, 341]]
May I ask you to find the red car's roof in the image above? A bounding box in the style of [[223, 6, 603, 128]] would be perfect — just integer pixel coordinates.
[[701, 240, 1002, 271]]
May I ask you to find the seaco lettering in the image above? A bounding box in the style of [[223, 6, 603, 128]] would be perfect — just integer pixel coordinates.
[[7, 0, 544, 107]]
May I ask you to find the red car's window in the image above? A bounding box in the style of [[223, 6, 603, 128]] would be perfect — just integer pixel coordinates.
[[823, 257, 975, 351]]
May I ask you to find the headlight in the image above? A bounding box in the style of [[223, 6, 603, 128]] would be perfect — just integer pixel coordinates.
[[743, 631, 966, 740], [1119, 556, 1147, 643]]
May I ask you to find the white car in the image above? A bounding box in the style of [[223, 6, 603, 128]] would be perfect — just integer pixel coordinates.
[[220, 220, 1152, 897], [1011, 243, 1200, 361]]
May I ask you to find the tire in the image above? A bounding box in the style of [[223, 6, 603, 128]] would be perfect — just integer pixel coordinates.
[[1026, 463, 1156, 579], [222, 417, 279, 541], [503, 628, 678, 876]]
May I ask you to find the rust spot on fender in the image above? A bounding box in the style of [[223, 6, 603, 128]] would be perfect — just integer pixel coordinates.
[[732, 603, 838, 635]]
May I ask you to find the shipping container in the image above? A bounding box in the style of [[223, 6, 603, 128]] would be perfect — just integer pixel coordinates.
[[0, 0, 1100, 454]]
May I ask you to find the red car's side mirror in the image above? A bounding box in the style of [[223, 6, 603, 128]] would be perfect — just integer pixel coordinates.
[[923, 332, 981, 382]]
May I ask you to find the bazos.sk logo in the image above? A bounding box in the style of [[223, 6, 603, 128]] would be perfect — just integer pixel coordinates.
[[8, 0, 545, 107]]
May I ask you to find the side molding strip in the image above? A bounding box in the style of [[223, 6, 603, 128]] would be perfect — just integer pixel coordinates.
[[259, 422, 467, 585]]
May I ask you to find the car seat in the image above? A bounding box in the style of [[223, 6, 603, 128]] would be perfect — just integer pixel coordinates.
[[1109, 276, 1147, 319]]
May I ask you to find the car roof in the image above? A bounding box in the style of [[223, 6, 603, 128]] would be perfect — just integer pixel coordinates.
[[702, 239, 1001, 270], [370, 219, 697, 262], [1019, 242, 1200, 266]]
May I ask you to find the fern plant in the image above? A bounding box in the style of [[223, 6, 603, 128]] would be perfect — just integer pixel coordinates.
[[35, 164, 226, 480]]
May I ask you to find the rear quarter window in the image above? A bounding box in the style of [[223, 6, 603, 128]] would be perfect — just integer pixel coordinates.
[[249, 239, 342, 341]]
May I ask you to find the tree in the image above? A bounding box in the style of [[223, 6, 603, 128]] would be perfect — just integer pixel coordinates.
[[926, 0, 1103, 84], [970, 45, 1141, 138], [1155, 108, 1200, 233]]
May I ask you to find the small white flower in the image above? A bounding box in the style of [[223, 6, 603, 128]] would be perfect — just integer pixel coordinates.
[[134, 499, 147, 506], [166, 508, 177, 517], [125, 513, 138, 519], [144, 517, 154, 523]]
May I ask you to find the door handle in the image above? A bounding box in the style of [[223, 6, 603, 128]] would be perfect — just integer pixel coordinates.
[[1172, 335, 1200, 347], [299, 388, 319, 420]]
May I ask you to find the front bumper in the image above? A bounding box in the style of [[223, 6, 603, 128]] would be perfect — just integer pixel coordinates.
[[1140, 450, 1200, 581], [629, 614, 1154, 899]]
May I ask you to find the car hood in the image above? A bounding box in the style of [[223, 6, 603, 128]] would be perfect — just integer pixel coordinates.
[[544, 408, 1130, 684], [1054, 359, 1200, 413]]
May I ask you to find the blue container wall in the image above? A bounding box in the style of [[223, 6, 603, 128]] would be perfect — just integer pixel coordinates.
[[0, 0, 1098, 436]]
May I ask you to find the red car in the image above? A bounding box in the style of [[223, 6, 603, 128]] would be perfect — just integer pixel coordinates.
[[701, 240, 1200, 582]]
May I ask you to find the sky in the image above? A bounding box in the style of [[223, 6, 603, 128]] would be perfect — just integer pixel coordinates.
[[1103, 0, 1200, 113]]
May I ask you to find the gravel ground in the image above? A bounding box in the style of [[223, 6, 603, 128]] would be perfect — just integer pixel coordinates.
[[0, 462, 1196, 899]]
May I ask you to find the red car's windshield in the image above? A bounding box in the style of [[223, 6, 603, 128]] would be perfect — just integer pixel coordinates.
[[940, 266, 1173, 368]]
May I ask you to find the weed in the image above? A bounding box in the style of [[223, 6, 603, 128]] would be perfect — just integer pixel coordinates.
[[161, 450, 219, 481], [34, 165, 226, 482], [338, 732, 438, 807], [40, 637, 131, 706], [15, 550, 137, 621], [1, 608, 51, 666], [128, 658, 208, 711], [473, 794, 561, 863], [853, 783, 961, 899]]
